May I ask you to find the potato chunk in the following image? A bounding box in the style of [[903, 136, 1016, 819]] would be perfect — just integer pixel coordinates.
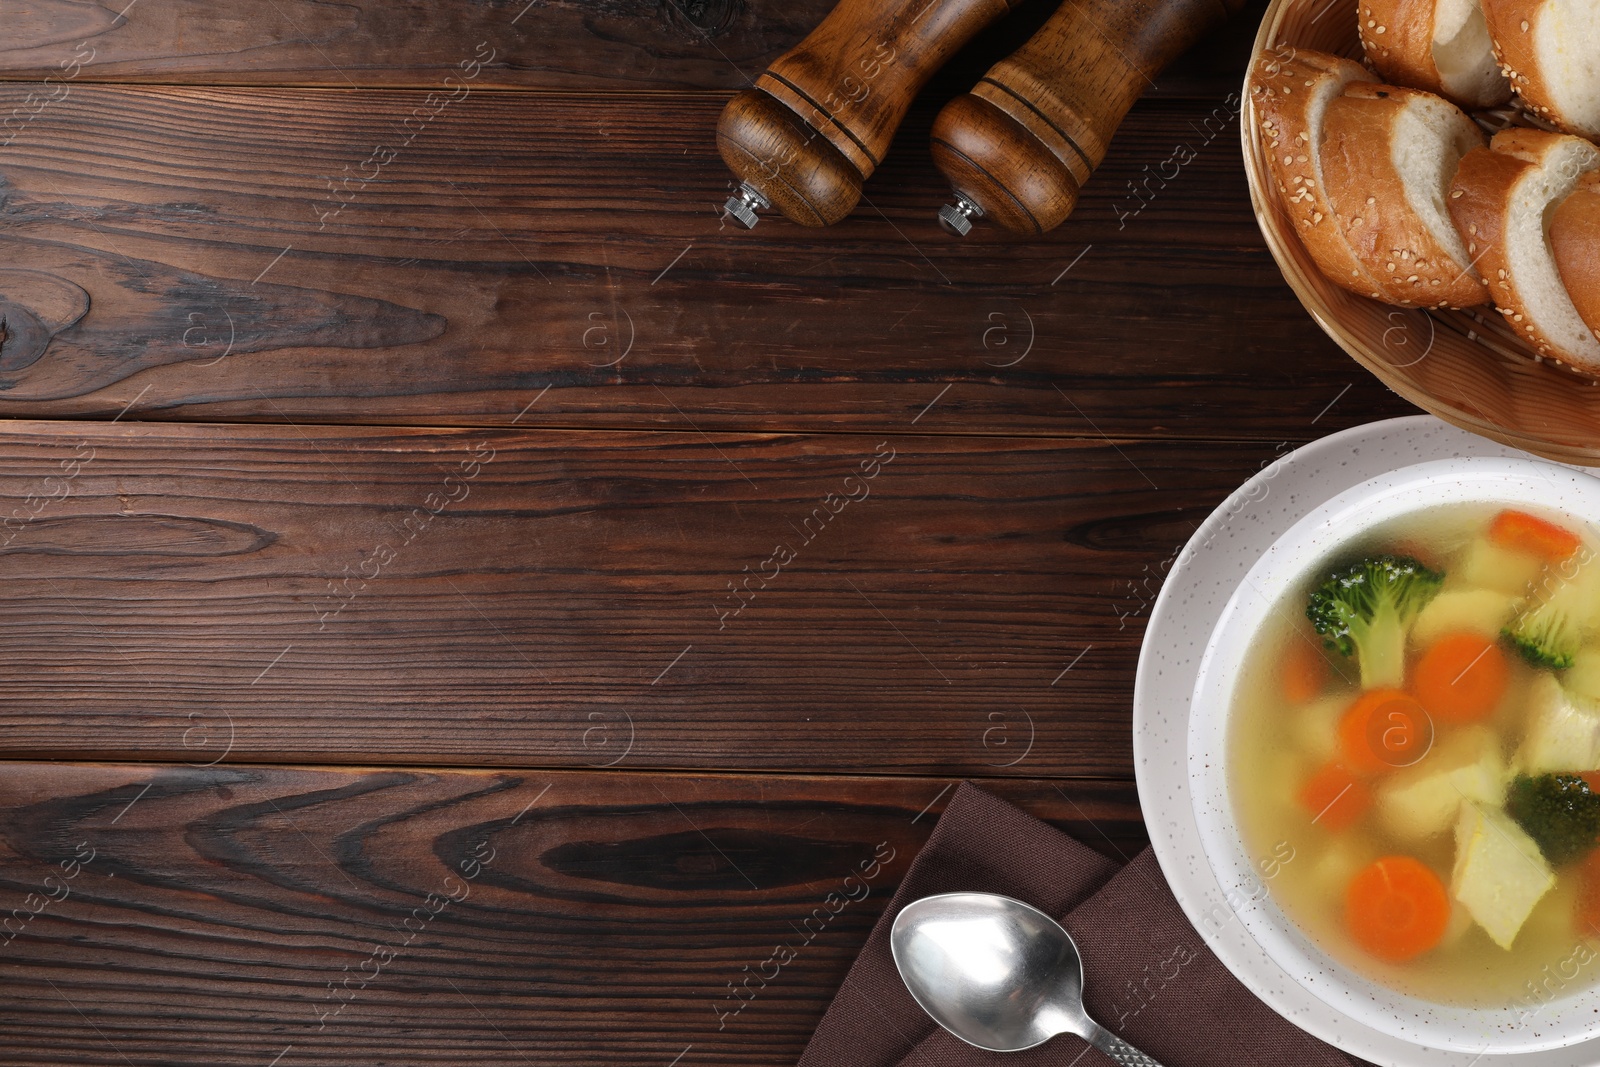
[[1377, 727, 1507, 841], [1517, 673, 1600, 773], [1456, 538, 1543, 597], [1412, 588, 1519, 646], [1451, 803, 1555, 949]]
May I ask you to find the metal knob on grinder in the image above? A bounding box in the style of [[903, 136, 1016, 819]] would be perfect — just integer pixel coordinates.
[[716, 0, 1022, 228], [931, 0, 1248, 235]]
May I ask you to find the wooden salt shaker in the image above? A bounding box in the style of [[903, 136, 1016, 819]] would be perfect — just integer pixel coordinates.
[[717, 0, 1023, 227], [931, 0, 1248, 235]]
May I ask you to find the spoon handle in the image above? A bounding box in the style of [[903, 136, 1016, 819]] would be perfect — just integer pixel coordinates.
[[1089, 1027, 1165, 1066]]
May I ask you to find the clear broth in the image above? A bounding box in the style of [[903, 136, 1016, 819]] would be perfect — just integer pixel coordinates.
[[1229, 502, 1600, 1009]]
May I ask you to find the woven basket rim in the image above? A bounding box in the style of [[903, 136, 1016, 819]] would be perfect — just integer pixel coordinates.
[[1239, 0, 1600, 464]]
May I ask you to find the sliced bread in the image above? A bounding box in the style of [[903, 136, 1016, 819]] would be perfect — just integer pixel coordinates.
[[1448, 129, 1600, 370], [1253, 48, 1385, 300], [1320, 83, 1490, 308], [1551, 170, 1600, 345], [1482, 0, 1600, 138], [1360, 0, 1512, 109]]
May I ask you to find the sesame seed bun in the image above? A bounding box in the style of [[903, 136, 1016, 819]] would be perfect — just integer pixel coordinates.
[[1448, 129, 1600, 371], [1482, 0, 1600, 138], [1252, 48, 1386, 300], [1359, 0, 1511, 109], [1321, 83, 1490, 308], [1551, 170, 1600, 346]]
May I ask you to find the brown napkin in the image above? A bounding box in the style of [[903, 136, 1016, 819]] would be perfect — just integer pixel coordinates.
[[799, 782, 1366, 1067]]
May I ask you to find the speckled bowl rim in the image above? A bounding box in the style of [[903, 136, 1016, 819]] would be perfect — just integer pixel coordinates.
[[1134, 414, 1600, 1067]]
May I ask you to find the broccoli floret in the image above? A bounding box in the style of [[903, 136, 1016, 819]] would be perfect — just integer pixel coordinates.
[[1506, 774, 1600, 865], [1505, 558, 1600, 671], [1506, 608, 1581, 669], [1306, 555, 1444, 689]]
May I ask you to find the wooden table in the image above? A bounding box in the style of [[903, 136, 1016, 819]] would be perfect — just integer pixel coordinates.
[[0, 2, 1416, 1063]]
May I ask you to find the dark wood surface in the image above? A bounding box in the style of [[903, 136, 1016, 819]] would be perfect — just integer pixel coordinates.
[[0, 763, 1144, 1066], [0, 71, 1411, 436], [0, 1, 1415, 1064], [0, 0, 1254, 95], [0, 421, 1285, 773]]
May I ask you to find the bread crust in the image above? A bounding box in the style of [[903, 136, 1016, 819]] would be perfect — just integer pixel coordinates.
[[1484, 0, 1547, 115], [1321, 83, 1489, 308], [1482, 0, 1594, 136], [1359, 0, 1444, 91], [1448, 130, 1600, 369], [1552, 171, 1600, 345], [1252, 48, 1385, 300], [1489, 125, 1570, 164], [1360, 0, 1511, 108], [1447, 145, 1527, 317]]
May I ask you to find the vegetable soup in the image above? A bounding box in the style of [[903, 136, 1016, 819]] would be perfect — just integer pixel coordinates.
[[1230, 503, 1600, 1006]]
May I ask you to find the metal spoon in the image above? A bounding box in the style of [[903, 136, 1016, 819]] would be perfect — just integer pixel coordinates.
[[890, 892, 1167, 1066]]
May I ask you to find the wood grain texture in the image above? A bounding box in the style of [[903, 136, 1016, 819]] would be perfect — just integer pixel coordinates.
[[0, 0, 1261, 97], [0, 84, 1413, 435], [0, 3, 1404, 1064], [0, 762, 1146, 1066], [0, 419, 1287, 775], [0, 0, 826, 92]]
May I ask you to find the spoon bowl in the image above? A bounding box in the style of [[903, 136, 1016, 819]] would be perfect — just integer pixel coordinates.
[[890, 892, 1167, 1066]]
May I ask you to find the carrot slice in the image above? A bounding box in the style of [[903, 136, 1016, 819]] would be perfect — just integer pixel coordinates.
[[1297, 762, 1370, 832], [1490, 509, 1581, 562], [1281, 638, 1330, 705], [1409, 633, 1509, 724], [1339, 688, 1432, 773], [1578, 850, 1600, 937], [1345, 856, 1451, 961]]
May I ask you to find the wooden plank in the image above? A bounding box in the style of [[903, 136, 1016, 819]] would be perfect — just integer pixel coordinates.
[[0, 762, 1145, 1066], [0, 85, 1414, 437], [0, 0, 1260, 95], [0, 420, 1281, 775]]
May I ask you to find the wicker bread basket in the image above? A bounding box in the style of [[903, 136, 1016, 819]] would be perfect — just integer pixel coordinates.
[[1241, 0, 1600, 464]]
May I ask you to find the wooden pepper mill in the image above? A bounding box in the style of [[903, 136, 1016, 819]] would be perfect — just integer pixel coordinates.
[[717, 0, 1023, 228], [931, 0, 1247, 235]]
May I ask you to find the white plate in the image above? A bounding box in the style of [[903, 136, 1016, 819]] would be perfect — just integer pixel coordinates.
[[1133, 414, 1600, 1067]]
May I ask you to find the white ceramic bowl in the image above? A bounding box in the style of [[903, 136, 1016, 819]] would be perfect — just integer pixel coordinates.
[[1188, 455, 1600, 1054]]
